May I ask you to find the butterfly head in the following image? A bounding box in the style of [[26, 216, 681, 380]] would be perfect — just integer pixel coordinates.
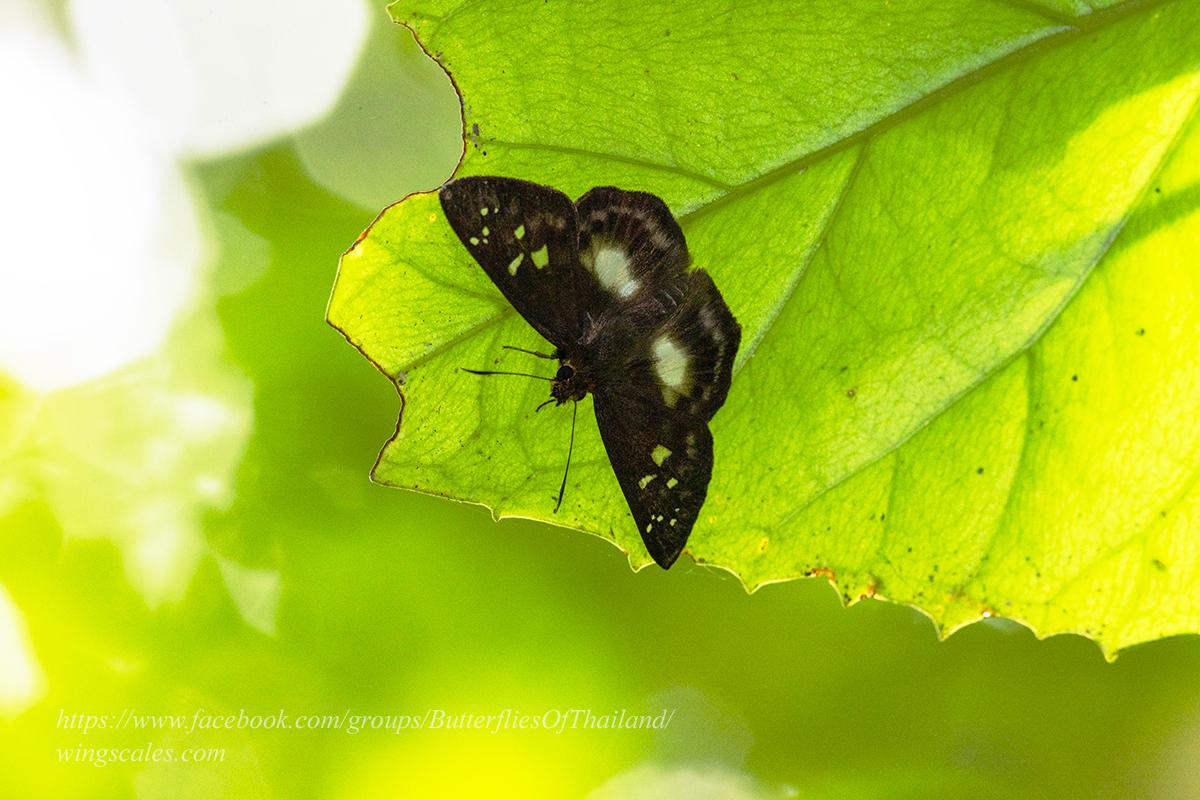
[[550, 360, 590, 406]]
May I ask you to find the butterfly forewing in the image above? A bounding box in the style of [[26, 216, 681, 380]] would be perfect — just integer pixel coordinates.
[[576, 186, 690, 301], [439, 176, 601, 348]]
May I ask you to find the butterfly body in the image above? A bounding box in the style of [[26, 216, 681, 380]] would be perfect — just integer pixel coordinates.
[[440, 176, 741, 568], [548, 360, 590, 406]]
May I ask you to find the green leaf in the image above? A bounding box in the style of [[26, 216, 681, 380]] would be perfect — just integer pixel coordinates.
[[327, 0, 1200, 656]]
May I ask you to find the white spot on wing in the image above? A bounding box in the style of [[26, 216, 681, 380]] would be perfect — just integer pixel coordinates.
[[531, 245, 549, 269], [507, 253, 523, 275], [638, 474, 654, 490], [700, 305, 724, 342], [653, 336, 688, 389], [651, 445, 671, 466], [653, 335, 692, 406], [591, 242, 638, 296]]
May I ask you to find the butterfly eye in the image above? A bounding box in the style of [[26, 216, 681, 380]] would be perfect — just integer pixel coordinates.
[[555, 365, 574, 381]]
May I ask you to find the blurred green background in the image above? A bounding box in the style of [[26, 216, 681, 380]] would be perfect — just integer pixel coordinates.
[[2, 4, 1199, 799]]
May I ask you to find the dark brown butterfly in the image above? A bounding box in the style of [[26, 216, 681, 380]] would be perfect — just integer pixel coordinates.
[[440, 176, 740, 568]]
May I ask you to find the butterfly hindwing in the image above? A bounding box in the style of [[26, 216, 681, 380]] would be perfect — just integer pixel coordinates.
[[576, 186, 690, 301], [439, 176, 602, 348], [593, 390, 714, 568], [588, 271, 739, 567], [586, 269, 741, 420], [644, 269, 741, 420]]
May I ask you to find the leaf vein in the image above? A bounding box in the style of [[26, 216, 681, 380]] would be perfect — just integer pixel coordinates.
[[405, 309, 515, 373], [676, 0, 1169, 229], [1044, 455, 1200, 607], [482, 139, 733, 190], [728, 143, 868, 376], [971, 350, 1038, 587], [986, 0, 1082, 27], [772, 82, 1199, 538]]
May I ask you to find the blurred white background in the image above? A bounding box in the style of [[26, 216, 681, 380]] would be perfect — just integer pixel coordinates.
[[0, 0, 370, 390]]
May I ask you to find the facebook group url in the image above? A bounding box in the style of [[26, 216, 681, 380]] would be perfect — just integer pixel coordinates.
[[57, 706, 676, 736]]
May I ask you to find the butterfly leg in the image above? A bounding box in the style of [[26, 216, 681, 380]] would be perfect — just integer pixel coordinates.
[[502, 345, 557, 359], [553, 400, 578, 513], [460, 367, 552, 381]]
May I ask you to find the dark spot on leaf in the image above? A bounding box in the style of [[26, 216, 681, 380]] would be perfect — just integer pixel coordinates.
[[976, 467, 984, 475], [1071, 374, 1078, 381], [1136, 327, 1146, 336], [846, 387, 857, 398], [1152, 558, 1167, 571]]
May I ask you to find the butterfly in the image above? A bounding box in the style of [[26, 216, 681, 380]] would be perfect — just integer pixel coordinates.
[[439, 176, 741, 569]]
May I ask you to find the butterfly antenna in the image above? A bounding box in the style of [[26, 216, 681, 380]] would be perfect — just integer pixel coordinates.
[[534, 398, 556, 413], [502, 345, 557, 360], [460, 368, 552, 381], [554, 400, 578, 513]]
